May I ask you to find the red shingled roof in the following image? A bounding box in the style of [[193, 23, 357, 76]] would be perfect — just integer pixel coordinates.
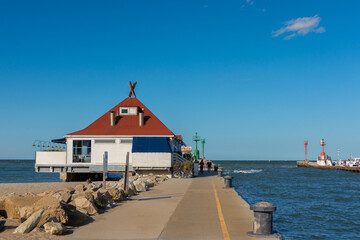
[[67, 97, 175, 136]]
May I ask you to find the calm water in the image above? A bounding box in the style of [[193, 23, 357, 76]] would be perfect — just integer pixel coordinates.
[[0, 160, 122, 183], [0, 160, 61, 183], [214, 160, 360, 240], [2, 160, 360, 239]]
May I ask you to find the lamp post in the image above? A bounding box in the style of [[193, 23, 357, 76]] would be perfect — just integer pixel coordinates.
[[201, 138, 206, 159], [192, 132, 200, 160]]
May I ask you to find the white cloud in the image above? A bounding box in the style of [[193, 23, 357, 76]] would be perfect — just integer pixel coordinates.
[[272, 15, 325, 40], [242, 0, 254, 8], [246, 0, 254, 5]]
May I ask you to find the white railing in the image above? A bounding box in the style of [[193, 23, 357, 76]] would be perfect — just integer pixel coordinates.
[[172, 153, 187, 164]]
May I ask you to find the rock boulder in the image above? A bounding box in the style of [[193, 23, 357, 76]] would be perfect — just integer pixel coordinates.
[[75, 184, 85, 193], [72, 192, 95, 203], [87, 182, 102, 192], [13, 209, 44, 234], [71, 197, 98, 215], [133, 180, 147, 192], [33, 196, 69, 226], [0, 196, 6, 217], [107, 187, 126, 202], [43, 221, 67, 235], [96, 189, 113, 207], [37, 191, 56, 197], [5, 195, 69, 227], [62, 204, 90, 226], [52, 191, 71, 204], [4, 194, 41, 219], [64, 187, 75, 194]]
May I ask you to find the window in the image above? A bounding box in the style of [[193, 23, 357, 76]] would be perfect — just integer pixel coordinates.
[[120, 139, 133, 143], [119, 107, 137, 115], [73, 140, 91, 163], [94, 139, 116, 144]]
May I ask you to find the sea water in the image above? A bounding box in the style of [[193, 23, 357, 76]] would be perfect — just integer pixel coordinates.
[[0, 160, 122, 183], [0, 160, 60, 183], [215, 160, 360, 240], [2, 160, 360, 239]]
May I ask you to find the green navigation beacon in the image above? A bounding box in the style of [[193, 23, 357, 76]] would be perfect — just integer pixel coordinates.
[[192, 132, 200, 160], [201, 138, 206, 159]]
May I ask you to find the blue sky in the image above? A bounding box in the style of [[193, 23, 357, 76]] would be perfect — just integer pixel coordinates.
[[0, 0, 360, 160]]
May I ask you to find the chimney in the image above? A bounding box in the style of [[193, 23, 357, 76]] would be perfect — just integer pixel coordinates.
[[110, 111, 115, 126], [139, 109, 144, 127]]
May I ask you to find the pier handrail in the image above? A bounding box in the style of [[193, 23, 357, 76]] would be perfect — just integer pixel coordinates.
[[172, 152, 187, 164]]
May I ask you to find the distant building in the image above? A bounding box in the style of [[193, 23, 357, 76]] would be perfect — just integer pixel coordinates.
[[35, 83, 186, 181]]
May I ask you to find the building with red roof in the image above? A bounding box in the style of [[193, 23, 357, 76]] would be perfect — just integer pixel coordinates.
[[35, 83, 186, 180]]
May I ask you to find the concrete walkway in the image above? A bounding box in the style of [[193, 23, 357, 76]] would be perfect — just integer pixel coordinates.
[[68, 174, 279, 240]]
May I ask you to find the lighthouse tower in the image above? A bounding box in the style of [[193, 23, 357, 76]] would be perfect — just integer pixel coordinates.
[[317, 138, 332, 166], [304, 140, 308, 162], [320, 139, 326, 160]]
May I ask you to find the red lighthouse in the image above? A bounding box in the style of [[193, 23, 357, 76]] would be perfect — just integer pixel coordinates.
[[304, 140, 308, 162], [320, 139, 326, 160]]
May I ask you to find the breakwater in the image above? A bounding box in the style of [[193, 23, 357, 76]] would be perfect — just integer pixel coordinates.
[[297, 160, 360, 173]]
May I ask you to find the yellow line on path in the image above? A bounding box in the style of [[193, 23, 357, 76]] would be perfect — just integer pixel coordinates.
[[212, 181, 230, 240]]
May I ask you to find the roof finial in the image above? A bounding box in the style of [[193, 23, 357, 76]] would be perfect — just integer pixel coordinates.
[[128, 81, 137, 98]]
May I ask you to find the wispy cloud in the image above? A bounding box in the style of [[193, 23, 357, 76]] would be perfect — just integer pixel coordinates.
[[242, 0, 254, 8], [272, 15, 325, 40]]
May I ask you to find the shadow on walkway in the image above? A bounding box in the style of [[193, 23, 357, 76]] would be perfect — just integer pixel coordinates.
[[196, 170, 218, 177]]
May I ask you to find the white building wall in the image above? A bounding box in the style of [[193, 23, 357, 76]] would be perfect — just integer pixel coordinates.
[[92, 138, 132, 165], [64, 136, 175, 168], [66, 137, 133, 165], [66, 138, 73, 164], [36, 152, 66, 164]]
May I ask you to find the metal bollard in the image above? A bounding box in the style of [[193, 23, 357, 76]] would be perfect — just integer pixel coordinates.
[[247, 202, 277, 237], [218, 170, 223, 177], [224, 175, 232, 188]]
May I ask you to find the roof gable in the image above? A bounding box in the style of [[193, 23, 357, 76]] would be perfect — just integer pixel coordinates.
[[67, 97, 174, 136]]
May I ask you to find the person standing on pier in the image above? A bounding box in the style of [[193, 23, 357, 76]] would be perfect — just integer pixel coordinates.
[[200, 160, 204, 174], [207, 161, 212, 172]]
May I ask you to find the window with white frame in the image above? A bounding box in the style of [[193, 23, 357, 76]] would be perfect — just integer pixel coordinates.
[[119, 107, 137, 115], [73, 140, 91, 163]]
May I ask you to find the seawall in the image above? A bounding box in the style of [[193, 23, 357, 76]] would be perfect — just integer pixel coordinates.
[[297, 161, 360, 173]]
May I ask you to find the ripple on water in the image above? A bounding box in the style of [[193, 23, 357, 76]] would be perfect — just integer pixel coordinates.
[[214, 160, 360, 240], [233, 169, 262, 174]]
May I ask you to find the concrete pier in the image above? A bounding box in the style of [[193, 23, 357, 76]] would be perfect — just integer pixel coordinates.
[[67, 173, 280, 240], [297, 161, 360, 173]]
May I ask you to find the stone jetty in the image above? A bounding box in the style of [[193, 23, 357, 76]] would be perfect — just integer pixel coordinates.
[[0, 173, 280, 239], [297, 161, 360, 173]]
